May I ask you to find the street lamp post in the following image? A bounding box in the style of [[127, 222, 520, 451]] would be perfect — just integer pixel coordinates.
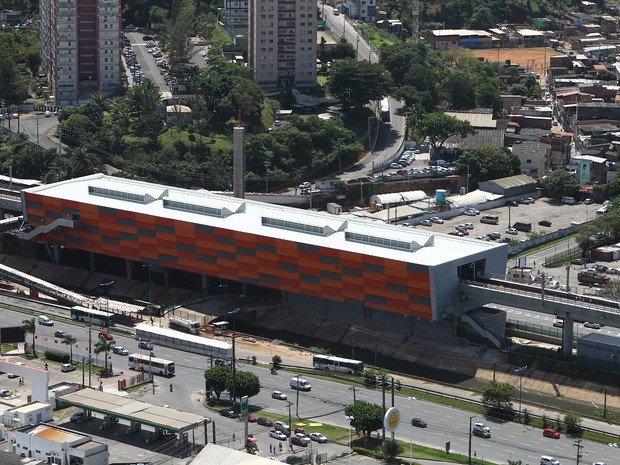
[[345, 415, 354, 464], [514, 365, 528, 417], [408, 397, 416, 465], [264, 162, 271, 194], [468, 415, 476, 465], [224, 306, 240, 410]]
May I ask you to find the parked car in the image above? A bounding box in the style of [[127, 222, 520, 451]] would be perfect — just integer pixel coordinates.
[[538, 220, 552, 227], [430, 217, 444, 224], [584, 198, 594, 205], [269, 430, 288, 440], [593, 264, 608, 273], [487, 232, 501, 240], [61, 363, 76, 372], [294, 427, 309, 436], [219, 409, 239, 418], [455, 227, 469, 236], [309, 432, 327, 443], [505, 228, 518, 235], [542, 427, 560, 439], [291, 433, 311, 447], [411, 418, 427, 428], [0, 389, 11, 397], [257, 417, 273, 427], [44, 110, 51, 117], [389, 163, 403, 169], [448, 230, 464, 236], [54, 330, 66, 338], [507, 200, 519, 207], [420, 220, 432, 226], [275, 421, 290, 435], [98, 331, 113, 340], [299, 182, 311, 190], [247, 413, 257, 422], [113, 346, 129, 355], [70, 412, 85, 423]]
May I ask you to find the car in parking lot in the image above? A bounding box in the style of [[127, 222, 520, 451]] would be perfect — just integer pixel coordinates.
[[113, 346, 129, 355], [54, 330, 66, 338], [593, 264, 608, 273], [430, 217, 443, 224], [505, 228, 518, 235], [542, 427, 560, 439], [44, 110, 51, 117], [538, 220, 552, 227], [420, 220, 432, 226], [275, 421, 290, 435], [61, 364, 76, 372], [142, 35, 154, 40], [272, 391, 288, 400], [583, 322, 602, 329], [269, 430, 288, 440], [0, 389, 11, 397], [299, 182, 311, 190], [507, 200, 519, 207], [448, 230, 464, 236], [411, 418, 427, 428], [309, 432, 327, 443], [389, 163, 403, 169], [219, 409, 239, 418], [291, 433, 311, 447], [257, 417, 273, 427], [487, 232, 501, 240], [584, 198, 594, 204], [70, 412, 85, 423], [455, 227, 469, 236]]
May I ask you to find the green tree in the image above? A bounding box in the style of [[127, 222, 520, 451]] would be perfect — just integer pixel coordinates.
[[230, 370, 261, 404], [379, 438, 402, 462], [126, 79, 162, 134], [204, 366, 232, 400], [272, 355, 282, 369], [540, 169, 579, 200], [420, 113, 475, 155], [93, 335, 115, 375], [344, 401, 384, 439], [481, 381, 515, 419], [455, 147, 521, 189], [327, 59, 393, 108], [67, 147, 100, 178], [163, 0, 195, 66], [21, 317, 36, 355], [563, 411, 583, 436], [62, 334, 77, 363], [468, 5, 494, 29]]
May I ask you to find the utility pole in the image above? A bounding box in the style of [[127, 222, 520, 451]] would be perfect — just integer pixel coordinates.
[[381, 374, 386, 442], [573, 439, 583, 465]]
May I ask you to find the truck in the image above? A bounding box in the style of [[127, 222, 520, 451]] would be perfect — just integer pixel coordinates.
[[290, 377, 312, 391], [577, 271, 610, 285]]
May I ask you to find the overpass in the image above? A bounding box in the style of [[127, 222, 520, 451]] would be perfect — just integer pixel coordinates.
[[459, 278, 620, 356]]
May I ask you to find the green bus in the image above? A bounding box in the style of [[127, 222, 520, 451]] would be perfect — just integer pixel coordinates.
[[312, 354, 364, 375], [71, 306, 116, 327]]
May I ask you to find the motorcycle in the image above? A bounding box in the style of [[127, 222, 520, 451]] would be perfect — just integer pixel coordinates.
[[270, 368, 277, 375]]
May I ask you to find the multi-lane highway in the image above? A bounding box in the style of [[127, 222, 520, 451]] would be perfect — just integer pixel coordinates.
[[1, 298, 616, 465]]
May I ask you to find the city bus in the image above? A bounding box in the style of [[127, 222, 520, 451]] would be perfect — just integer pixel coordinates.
[[128, 353, 175, 376], [168, 317, 201, 335], [312, 354, 364, 375], [70, 306, 116, 327], [380, 98, 390, 122]]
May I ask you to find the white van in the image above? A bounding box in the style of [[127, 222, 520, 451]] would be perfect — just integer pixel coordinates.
[[38, 315, 54, 326], [290, 377, 312, 391], [561, 196, 576, 204], [480, 215, 499, 225]]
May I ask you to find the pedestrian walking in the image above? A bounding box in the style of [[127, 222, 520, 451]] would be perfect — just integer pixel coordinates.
[[279, 442, 283, 453], [269, 444, 273, 453], [44, 362, 48, 371]]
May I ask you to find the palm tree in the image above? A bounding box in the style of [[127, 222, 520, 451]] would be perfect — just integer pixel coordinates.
[[62, 335, 77, 363], [94, 336, 115, 375], [21, 318, 36, 355]]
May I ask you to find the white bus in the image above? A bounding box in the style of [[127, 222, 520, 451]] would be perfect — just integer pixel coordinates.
[[168, 317, 201, 335], [312, 354, 364, 374], [596, 205, 609, 217], [135, 324, 231, 359], [128, 353, 175, 376]]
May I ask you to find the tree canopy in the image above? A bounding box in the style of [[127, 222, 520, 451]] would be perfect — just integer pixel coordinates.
[[327, 59, 393, 108], [540, 169, 580, 200], [417, 113, 475, 155], [481, 381, 515, 419], [455, 147, 521, 189], [204, 366, 231, 400], [344, 401, 384, 438]]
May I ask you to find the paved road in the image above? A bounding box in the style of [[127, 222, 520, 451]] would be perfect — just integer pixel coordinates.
[[17, 113, 60, 150], [1, 301, 618, 465], [124, 32, 168, 91]]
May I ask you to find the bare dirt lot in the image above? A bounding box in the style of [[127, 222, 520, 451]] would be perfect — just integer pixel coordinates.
[[471, 47, 550, 73]]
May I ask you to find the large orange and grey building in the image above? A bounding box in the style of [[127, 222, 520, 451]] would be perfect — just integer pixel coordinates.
[[20, 174, 507, 332]]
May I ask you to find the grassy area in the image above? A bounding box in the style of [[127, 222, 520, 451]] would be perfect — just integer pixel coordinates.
[[359, 23, 398, 49], [157, 127, 233, 153]]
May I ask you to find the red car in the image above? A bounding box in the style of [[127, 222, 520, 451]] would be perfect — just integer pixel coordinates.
[[247, 413, 257, 423], [543, 428, 560, 439], [98, 331, 114, 340]]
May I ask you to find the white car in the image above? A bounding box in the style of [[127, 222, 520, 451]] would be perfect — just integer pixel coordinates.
[[268, 430, 288, 440], [272, 391, 288, 400], [299, 182, 311, 190], [113, 346, 129, 355], [0, 389, 11, 397], [430, 217, 444, 224], [61, 364, 76, 372], [309, 432, 327, 443], [390, 163, 403, 169], [505, 228, 518, 235]]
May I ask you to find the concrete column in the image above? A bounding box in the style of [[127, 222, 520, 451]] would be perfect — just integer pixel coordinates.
[[201, 275, 210, 295], [163, 268, 169, 287], [89, 252, 95, 272], [562, 315, 574, 357], [125, 260, 133, 280]]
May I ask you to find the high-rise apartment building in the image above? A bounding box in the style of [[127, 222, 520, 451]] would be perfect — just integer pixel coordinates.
[[39, 0, 121, 106], [248, 0, 317, 90]]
